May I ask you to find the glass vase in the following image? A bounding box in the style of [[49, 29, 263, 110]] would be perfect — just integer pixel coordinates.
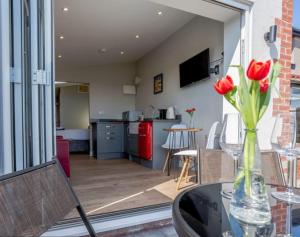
[[188, 117, 194, 128], [230, 129, 271, 225]]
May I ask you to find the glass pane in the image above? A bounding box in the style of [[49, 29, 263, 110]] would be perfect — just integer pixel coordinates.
[[291, 84, 300, 143]]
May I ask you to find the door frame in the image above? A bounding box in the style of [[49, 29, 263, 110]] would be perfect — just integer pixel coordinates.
[[46, 0, 254, 234]]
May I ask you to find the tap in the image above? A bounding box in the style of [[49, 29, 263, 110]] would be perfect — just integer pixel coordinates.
[[147, 105, 158, 119]]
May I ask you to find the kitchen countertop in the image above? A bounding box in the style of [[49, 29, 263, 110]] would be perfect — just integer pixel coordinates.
[[90, 118, 181, 123], [141, 118, 181, 122], [90, 119, 126, 123]]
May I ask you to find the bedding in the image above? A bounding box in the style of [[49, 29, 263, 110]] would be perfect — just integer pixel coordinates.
[[56, 129, 89, 140], [56, 129, 90, 153]]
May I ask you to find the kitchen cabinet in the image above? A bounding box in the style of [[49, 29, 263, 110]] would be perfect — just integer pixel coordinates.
[[90, 118, 181, 165], [92, 121, 125, 159], [129, 119, 181, 169], [127, 134, 138, 156]]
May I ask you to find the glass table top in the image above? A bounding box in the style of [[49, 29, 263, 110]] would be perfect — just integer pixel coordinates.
[[173, 183, 300, 237]]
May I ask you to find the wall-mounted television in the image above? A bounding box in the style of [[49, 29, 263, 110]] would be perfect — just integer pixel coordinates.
[[179, 48, 210, 88]]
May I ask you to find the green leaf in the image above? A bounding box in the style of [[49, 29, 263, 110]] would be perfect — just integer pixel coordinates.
[[258, 62, 281, 120], [224, 87, 240, 111], [270, 62, 281, 86], [232, 65, 254, 128]]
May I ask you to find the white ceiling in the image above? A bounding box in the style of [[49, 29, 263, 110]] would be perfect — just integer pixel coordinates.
[[54, 0, 196, 67], [54, 0, 240, 67], [148, 0, 241, 23]]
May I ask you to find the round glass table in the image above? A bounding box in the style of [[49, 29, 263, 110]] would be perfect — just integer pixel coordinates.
[[172, 183, 300, 237]]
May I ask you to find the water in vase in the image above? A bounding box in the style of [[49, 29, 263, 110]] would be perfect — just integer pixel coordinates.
[[230, 170, 271, 225]]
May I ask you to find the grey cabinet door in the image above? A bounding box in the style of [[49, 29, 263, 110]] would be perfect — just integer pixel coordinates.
[[128, 134, 138, 156], [97, 123, 124, 154]]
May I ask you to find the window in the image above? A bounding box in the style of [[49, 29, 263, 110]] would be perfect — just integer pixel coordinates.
[[291, 83, 300, 143]]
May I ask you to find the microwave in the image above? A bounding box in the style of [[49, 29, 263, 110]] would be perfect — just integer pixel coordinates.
[[122, 110, 142, 121]]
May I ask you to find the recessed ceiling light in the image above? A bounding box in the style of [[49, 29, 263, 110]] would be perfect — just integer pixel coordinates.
[[135, 35, 140, 39], [58, 54, 62, 58], [100, 48, 107, 53], [63, 7, 69, 12], [120, 51, 125, 55], [59, 35, 64, 39], [157, 11, 162, 15]]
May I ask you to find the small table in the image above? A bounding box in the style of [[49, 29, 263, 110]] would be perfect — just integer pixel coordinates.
[[173, 183, 300, 237], [162, 128, 202, 186]]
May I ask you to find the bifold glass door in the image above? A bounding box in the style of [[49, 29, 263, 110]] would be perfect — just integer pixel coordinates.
[[0, 0, 54, 175]]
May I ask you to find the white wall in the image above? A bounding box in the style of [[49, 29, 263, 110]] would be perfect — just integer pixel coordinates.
[[249, 0, 282, 149], [223, 14, 241, 116], [56, 63, 136, 119], [135, 16, 224, 145], [59, 85, 89, 129]]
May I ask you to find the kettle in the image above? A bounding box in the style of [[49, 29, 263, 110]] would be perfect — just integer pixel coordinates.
[[166, 106, 175, 119]]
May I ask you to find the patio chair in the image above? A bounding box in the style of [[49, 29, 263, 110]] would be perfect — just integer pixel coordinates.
[[0, 160, 96, 237]]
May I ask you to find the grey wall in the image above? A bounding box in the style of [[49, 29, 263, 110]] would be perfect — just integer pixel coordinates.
[[60, 85, 89, 129], [56, 63, 136, 119], [135, 16, 224, 145]]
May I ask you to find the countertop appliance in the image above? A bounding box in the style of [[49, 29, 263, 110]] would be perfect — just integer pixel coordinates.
[[166, 106, 175, 119], [138, 121, 152, 160], [122, 110, 142, 121], [159, 109, 167, 120]]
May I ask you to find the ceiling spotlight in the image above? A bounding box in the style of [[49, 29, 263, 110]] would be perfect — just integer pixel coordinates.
[[120, 51, 125, 55], [58, 54, 62, 58], [135, 35, 140, 39], [100, 48, 107, 53], [63, 7, 69, 12], [59, 35, 64, 39], [157, 11, 162, 15]]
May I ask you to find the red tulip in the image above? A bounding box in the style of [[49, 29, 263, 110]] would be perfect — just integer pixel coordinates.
[[259, 78, 269, 93], [214, 75, 235, 95], [247, 59, 271, 81]]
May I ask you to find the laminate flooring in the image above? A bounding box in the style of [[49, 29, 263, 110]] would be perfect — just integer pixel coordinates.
[[66, 155, 196, 218]]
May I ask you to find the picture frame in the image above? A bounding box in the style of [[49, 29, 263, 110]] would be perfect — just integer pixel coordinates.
[[153, 73, 163, 94]]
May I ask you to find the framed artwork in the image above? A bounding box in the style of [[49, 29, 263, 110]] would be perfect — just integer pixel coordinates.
[[154, 73, 163, 94]]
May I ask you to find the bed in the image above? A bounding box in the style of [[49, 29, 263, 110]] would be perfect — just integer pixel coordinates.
[[56, 129, 90, 153]]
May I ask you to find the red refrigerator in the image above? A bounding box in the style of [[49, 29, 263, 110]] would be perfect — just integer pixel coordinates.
[[138, 121, 153, 160]]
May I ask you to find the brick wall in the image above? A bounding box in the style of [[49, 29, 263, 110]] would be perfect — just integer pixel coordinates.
[[292, 74, 300, 80], [273, 0, 293, 117], [272, 0, 294, 175], [272, 201, 287, 233], [271, 1, 293, 233]]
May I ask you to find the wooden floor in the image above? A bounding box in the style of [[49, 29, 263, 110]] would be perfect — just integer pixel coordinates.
[[66, 155, 196, 218]]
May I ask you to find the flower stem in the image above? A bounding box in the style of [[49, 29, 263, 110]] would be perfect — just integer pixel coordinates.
[[244, 130, 257, 196]]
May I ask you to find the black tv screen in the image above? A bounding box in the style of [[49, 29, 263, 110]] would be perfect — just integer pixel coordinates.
[[179, 48, 210, 88]]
